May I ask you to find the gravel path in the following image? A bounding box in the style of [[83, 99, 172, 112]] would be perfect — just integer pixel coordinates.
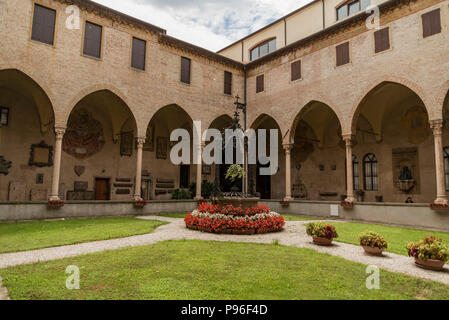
[[0, 216, 448, 299]]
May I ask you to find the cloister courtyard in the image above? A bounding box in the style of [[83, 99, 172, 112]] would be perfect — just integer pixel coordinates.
[[1, 213, 449, 300]]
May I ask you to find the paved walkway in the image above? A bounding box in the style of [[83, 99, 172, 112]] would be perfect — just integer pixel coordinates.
[[0, 216, 448, 300]]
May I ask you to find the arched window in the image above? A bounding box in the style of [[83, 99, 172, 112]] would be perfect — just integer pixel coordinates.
[[250, 38, 276, 61], [353, 155, 360, 190], [444, 147, 449, 191], [363, 154, 378, 191]]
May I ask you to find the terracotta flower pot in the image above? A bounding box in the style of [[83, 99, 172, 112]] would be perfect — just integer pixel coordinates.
[[313, 237, 333, 246], [414, 258, 446, 271], [362, 246, 384, 256]]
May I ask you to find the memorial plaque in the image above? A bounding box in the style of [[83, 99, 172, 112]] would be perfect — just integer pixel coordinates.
[[74, 181, 88, 192]]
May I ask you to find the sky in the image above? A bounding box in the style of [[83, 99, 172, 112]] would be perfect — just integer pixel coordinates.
[[92, 0, 313, 52]]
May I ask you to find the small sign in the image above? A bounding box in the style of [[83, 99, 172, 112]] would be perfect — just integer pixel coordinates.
[[330, 205, 339, 217]]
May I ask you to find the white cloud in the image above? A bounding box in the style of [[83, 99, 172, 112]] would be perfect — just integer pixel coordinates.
[[92, 0, 313, 52]]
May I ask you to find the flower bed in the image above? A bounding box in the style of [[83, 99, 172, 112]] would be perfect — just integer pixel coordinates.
[[184, 204, 285, 235]]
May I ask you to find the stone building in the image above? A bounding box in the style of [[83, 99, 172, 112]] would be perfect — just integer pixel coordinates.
[[0, 0, 449, 228]]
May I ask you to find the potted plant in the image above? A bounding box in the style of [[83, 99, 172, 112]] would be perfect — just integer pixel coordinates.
[[306, 222, 338, 246], [407, 235, 449, 271], [340, 200, 354, 208], [134, 199, 147, 208], [280, 200, 290, 207], [359, 231, 388, 256]]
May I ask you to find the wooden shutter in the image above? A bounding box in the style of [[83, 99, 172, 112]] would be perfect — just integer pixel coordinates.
[[83, 22, 102, 58], [131, 37, 146, 70], [31, 4, 56, 45], [256, 75, 264, 93], [374, 27, 390, 53], [224, 71, 232, 95], [422, 9, 441, 38], [336, 42, 350, 67], [291, 60, 301, 81], [181, 57, 191, 84]]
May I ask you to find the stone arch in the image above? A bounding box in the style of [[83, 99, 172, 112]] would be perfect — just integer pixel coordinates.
[[144, 104, 195, 135], [250, 113, 284, 139], [288, 100, 344, 145], [204, 114, 234, 131], [436, 80, 449, 120], [0, 67, 56, 133], [62, 84, 137, 131], [349, 77, 432, 134]]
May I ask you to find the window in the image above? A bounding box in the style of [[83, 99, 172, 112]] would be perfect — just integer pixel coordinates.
[[224, 71, 232, 95], [374, 27, 390, 53], [291, 60, 301, 81], [363, 154, 378, 191], [422, 9, 441, 38], [336, 42, 350, 66], [83, 21, 102, 59], [181, 57, 191, 84], [444, 147, 449, 191], [353, 155, 360, 190], [31, 4, 56, 45], [256, 74, 264, 93], [250, 39, 276, 61], [131, 37, 146, 70], [337, 0, 370, 21]]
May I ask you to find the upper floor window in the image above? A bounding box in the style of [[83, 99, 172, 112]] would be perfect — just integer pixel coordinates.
[[374, 27, 390, 53], [31, 4, 56, 46], [181, 57, 191, 84], [224, 71, 232, 95], [337, 0, 370, 21], [422, 8, 441, 38], [336, 42, 350, 66], [250, 39, 276, 61], [256, 74, 264, 93], [363, 153, 378, 191], [83, 21, 102, 59], [291, 60, 301, 82], [131, 37, 146, 70]]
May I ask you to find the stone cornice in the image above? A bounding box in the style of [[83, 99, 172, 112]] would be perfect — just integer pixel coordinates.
[[55, 0, 166, 35]]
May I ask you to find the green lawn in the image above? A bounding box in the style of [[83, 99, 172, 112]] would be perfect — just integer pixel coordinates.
[[334, 222, 449, 256], [282, 214, 323, 221], [0, 217, 167, 254], [157, 213, 189, 219], [2, 240, 449, 300]]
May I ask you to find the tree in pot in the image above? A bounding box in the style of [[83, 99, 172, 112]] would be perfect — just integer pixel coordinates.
[[225, 164, 245, 191], [306, 222, 338, 246], [359, 231, 388, 256], [407, 235, 449, 271]]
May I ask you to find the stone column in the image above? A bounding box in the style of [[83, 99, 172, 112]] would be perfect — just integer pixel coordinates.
[[49, 127, 66, 202], [343, 134, 355, 203], [194, 143, 204, 200], [134, 137, 146, 201], [283, 143, 294, 201], [431, 120, 448, 204]]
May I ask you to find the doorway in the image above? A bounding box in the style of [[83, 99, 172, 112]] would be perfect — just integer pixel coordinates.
[[256, 163, 271, 199], [95, 178, 110, 200]]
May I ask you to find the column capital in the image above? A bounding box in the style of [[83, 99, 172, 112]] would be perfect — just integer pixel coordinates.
[[136, 137, 146, 148], [54, 127, 66, 139], [342, 134, 353, 145], [430, 119, 444, 136], [282, 143, 294, 152]]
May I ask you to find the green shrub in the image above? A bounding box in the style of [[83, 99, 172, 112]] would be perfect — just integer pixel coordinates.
[[171, 189, 192, 200], [188, 181, 214, 199], [407, 235, 449, 262], [359, 231, 388, 249], [306, 222, 338, 240]]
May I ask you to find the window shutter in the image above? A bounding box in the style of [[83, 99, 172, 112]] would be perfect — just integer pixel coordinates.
[[374, 27, 390, 53], [422, 9, 441, 38], [31, 4, 56, 45], [131, 37, 146, 70], [181, 57, 191, 84], [336, 42, 350, 66], [224, 71, 232, 95], [256, 75, 264, 93], [83, 22, 102, 58], [291, 60, 301, 81]]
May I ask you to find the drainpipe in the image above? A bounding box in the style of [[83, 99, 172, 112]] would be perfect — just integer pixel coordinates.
[[322, 0, 325, 29]]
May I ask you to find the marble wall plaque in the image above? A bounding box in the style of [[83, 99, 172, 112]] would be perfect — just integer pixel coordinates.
[[8, 181, 27, 201], [30, 189, 47, 201]]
